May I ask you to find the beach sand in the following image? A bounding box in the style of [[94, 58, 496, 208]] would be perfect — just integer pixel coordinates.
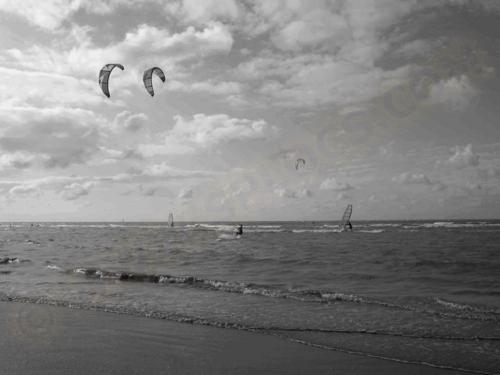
[[0, 301, 462, 375]]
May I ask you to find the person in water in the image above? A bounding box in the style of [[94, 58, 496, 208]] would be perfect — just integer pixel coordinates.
[[235, 224, 243, 235]]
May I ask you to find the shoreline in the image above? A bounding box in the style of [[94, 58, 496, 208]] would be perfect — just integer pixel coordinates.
[[0, 300, 464, 375]]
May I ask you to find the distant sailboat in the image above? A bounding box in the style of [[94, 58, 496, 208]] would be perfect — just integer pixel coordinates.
[[168, 212, 174, 227], [339, 204, 353, 232]]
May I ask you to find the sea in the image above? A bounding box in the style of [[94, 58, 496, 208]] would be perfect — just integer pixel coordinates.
[[1, 220, 499, 374]]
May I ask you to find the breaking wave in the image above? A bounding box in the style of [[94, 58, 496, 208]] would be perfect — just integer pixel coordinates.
[[62, 267, 500, 322]]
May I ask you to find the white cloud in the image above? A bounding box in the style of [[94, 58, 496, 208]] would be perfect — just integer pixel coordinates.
[[143, 162, 216, 179], [169, 113, 270, 146], [273, 186, 312, 199], [0, 106, 103, 168], [447, 144, 480, 168], [174, 0, 241, 24], [427, 75, 478, 110], [119, 22, 233, 61], [113, 111, 149, 132], [167, 80, 242, 95], [61, 182, 96, 200], [271, 8, 348, 51], [2, 22, 233, 84], [178, 188, 193, 199], [139, 113, 273, 156], [0, 0, 81, 29], [3, 175, 89, 201], [0, 152, 35, 171], [237, 54, 411, 107], [0, 66, 102, 107], [336, 192, 351, 201], [9, 184, 40, 197], [319, 177, 354, 191], [392, 172, 432, 185]]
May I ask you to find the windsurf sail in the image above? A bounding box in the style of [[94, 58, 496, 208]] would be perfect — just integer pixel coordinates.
[[339, 204, 353, 230], [168, 213, 174, 227]]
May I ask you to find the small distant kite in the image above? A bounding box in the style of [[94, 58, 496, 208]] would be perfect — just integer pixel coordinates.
[[295, 158, 306, 170], [98, 63, 124, 98], [143, 67, 165, 97]]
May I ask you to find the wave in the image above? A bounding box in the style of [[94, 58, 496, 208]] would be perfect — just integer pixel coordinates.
[[292, 229, 340, 233], [46, 264, 63, 271], [1, 292, 496, 342], [0, 292, 497, 375], [434, 298, 500, 315], [69, 267, 380, 304], [64, 267, 500, 322], [51, 224, 173, 229], [185, 223, 235, 231], [0, 257, 30, 265], [0, 257, 20, 264], [404, 221, 500, 229]]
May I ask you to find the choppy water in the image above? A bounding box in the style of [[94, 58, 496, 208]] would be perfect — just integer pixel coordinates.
[[1, 220, 499, 374]]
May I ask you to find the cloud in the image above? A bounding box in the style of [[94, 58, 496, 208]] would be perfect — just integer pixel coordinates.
[[167, 80, 242, 95], [118, 22, 233, 62], [0, 106, 103, 168], [427, 75, 478, 110], [0, 0, 81, 29], [2, 22, 233, 86], [143, 162, 216, 179], [9, 184, 40, 197], [0, 152, 35, 171], [336, 192, 351, 201], [431, 181, 448, 192], [271, 8, 348, 51], [236, 53, 411, 107], [273, 186, 312, 199], [447, 144, 480, 168], [3, 175, 88, 200], [178, 188, 193, 199], [392, 172, 449, 192], [113, 111, 149, 132], [319, 177, 354, 191], [392, 172, 432, 185], [173, 0, 241, 24], [139, 113, 273, 156], [0, 66, 102, 107], [60, 182, 96, 200], [170, 113, 270, 145]]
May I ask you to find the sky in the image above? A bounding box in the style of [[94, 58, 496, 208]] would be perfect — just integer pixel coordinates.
[[0, 0, 499, 221]]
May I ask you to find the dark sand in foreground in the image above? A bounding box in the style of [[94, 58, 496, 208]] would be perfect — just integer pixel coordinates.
[[0, 301, 462, 375]]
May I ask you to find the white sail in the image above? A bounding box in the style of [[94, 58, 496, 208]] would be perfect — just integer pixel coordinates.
[[339, 204, 352, 230], [168, 212, 174, 227]]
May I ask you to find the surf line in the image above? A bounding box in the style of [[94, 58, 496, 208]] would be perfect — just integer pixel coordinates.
[[0, 293, 495, 375], [271, 334, 497, 375]]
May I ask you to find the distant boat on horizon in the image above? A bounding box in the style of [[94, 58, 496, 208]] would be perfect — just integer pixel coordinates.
[[168, 212, 174, 227]]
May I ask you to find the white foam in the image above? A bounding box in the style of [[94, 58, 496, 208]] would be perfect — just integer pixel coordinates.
[[292, 229, 341, 233], [46, 264, 62, 271]]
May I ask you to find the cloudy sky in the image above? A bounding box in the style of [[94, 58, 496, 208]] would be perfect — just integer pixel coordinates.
[[0, 0, 499, 221]]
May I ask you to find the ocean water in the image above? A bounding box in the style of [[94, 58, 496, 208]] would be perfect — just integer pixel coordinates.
[[1, 220, 499, 374]]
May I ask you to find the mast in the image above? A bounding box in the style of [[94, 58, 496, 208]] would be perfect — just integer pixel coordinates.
[[168, 212, 174, 227]]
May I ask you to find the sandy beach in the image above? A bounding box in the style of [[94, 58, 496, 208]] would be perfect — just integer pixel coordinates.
[[0, 301, 466, 375]]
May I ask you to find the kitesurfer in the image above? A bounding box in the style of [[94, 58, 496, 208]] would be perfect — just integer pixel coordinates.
[[235, 224, 243, 236]]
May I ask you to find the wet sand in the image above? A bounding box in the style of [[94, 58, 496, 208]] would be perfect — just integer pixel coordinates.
[[0, 301, 462, 375]]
